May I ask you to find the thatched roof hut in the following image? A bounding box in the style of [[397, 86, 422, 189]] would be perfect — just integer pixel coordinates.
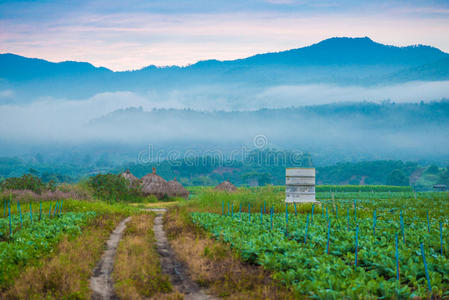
[[215, 180, 237, 192], [121, 169, 140, 186], [167, 177, 189, 200], [141, 168, 170, 199]]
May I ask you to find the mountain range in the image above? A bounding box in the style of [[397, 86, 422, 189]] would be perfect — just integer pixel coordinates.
[[1, 37, 449, 166], [1, 37, 449, 102]]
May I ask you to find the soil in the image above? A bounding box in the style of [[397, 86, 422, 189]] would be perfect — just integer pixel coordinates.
[[90, 217, 131, 300], [148, 208, 216, 300], [89, 209, 214, 300]]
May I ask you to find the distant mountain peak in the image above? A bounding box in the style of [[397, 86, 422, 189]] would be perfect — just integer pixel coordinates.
[[308, 36, 446, 55], [238, 36, 448, 67], [0, 52, 112, 82], [305, 36, 382, 52], [315, 36, 375, 45], [1, 37, 449, 101]]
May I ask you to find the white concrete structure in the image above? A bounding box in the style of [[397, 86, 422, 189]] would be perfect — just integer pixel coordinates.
[[285, 168, 317, 203]]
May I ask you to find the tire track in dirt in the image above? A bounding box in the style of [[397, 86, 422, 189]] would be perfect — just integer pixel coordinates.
[[90, 217, 131, 300], [148, 208, 216, 300]]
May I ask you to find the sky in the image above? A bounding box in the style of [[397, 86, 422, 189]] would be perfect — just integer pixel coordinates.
[[1, 0, 449, 70]]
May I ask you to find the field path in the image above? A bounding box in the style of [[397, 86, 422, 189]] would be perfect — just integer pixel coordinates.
[[90, 217, 131, 300], [148, 208, 216, 300]]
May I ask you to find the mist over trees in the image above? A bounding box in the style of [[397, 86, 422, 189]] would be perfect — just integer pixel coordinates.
[[0, 37, 448, 189]]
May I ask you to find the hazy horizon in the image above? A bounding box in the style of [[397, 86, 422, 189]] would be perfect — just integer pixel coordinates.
[[1, 1, 448, 170], [2, 0, 449, 70], [3, 36, 449, 71]]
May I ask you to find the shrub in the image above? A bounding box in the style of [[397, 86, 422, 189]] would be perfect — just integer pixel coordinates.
[[0, 174, 53, 194], [386, 169, 409, 186], [426, 164, 440, 174], [87, 173, 143, 202]]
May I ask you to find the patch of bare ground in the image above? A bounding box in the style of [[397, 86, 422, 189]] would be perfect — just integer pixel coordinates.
[[90, 216, 131, 300], [410, 167, 425, 186], [150, 209, 215, 300], [164, 206, 298, 299], [113, 213, 182, 299], [2, 214, 124, 299]]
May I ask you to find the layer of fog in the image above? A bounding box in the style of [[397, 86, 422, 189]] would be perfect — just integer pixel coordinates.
[[0, 80, 448, 163], [134, 80, 449, 111], [256, 81, 449, 108]]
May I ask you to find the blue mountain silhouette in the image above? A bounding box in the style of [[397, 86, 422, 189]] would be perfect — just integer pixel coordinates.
[[1, 37, 448, 101]]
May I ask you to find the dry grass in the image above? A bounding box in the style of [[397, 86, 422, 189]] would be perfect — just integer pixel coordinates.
[[165, 206, 298, 299], [1, 188, 90, 203], [130, 202, 179, 209], [113, 214, 182, 300], [141, 172, 170, 200], [2, 213, 123, 299]]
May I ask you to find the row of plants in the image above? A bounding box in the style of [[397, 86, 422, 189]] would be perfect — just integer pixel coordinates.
[[0, 197, 139, 291], [274, 208, 448, 296], [188, 186, 449, 220], [317, 192, 449, 219], [0, 211, 96, 289], [316, 185, 411, 193], [0, 171, 143, 293], [0, 199, 66, 239], [191, 208, 448, 298], [192, 212, 394, 298]]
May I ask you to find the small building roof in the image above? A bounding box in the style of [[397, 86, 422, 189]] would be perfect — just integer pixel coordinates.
[[214, 180, 237, 192], [141, 167, 170, 199]]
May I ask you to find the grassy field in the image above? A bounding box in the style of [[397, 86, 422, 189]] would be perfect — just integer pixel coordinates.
[[113, 213, 181, 299]]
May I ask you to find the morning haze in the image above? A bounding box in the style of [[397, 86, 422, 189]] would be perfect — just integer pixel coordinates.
[[0, 0, 448, 185], [1, 2, 449, 298], [1, 37, 449, 164]]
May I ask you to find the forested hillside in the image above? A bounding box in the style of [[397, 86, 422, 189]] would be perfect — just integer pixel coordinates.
[[2, 150, 447, 190]]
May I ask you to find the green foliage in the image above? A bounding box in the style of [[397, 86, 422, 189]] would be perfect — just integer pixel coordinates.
[[386, 169, 409, 186], [0, 198, 137, 292], [0, 174, 54, 194], [1, 153, 447, 191], [119, 149, 312, 187], [192, 196, 449, 298], [121, 157, 444, 189], [317, 185, 412, 192], [0, 211, 96, 288], [87, 173, 142, 202], [241, 171, 272, 186], [186, 187, 449, 297], [186, 186, 413, 216], [317, 160, 417, 185], [427, 164, 440, 175], [439, 166, 449, 186]]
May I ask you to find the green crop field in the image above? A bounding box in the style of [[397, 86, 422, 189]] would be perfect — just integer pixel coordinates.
[[188, 188, 449, 298], [0, 210, 95, 288], [0, 197, 136, 294], [0, 184, 447, 298]]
